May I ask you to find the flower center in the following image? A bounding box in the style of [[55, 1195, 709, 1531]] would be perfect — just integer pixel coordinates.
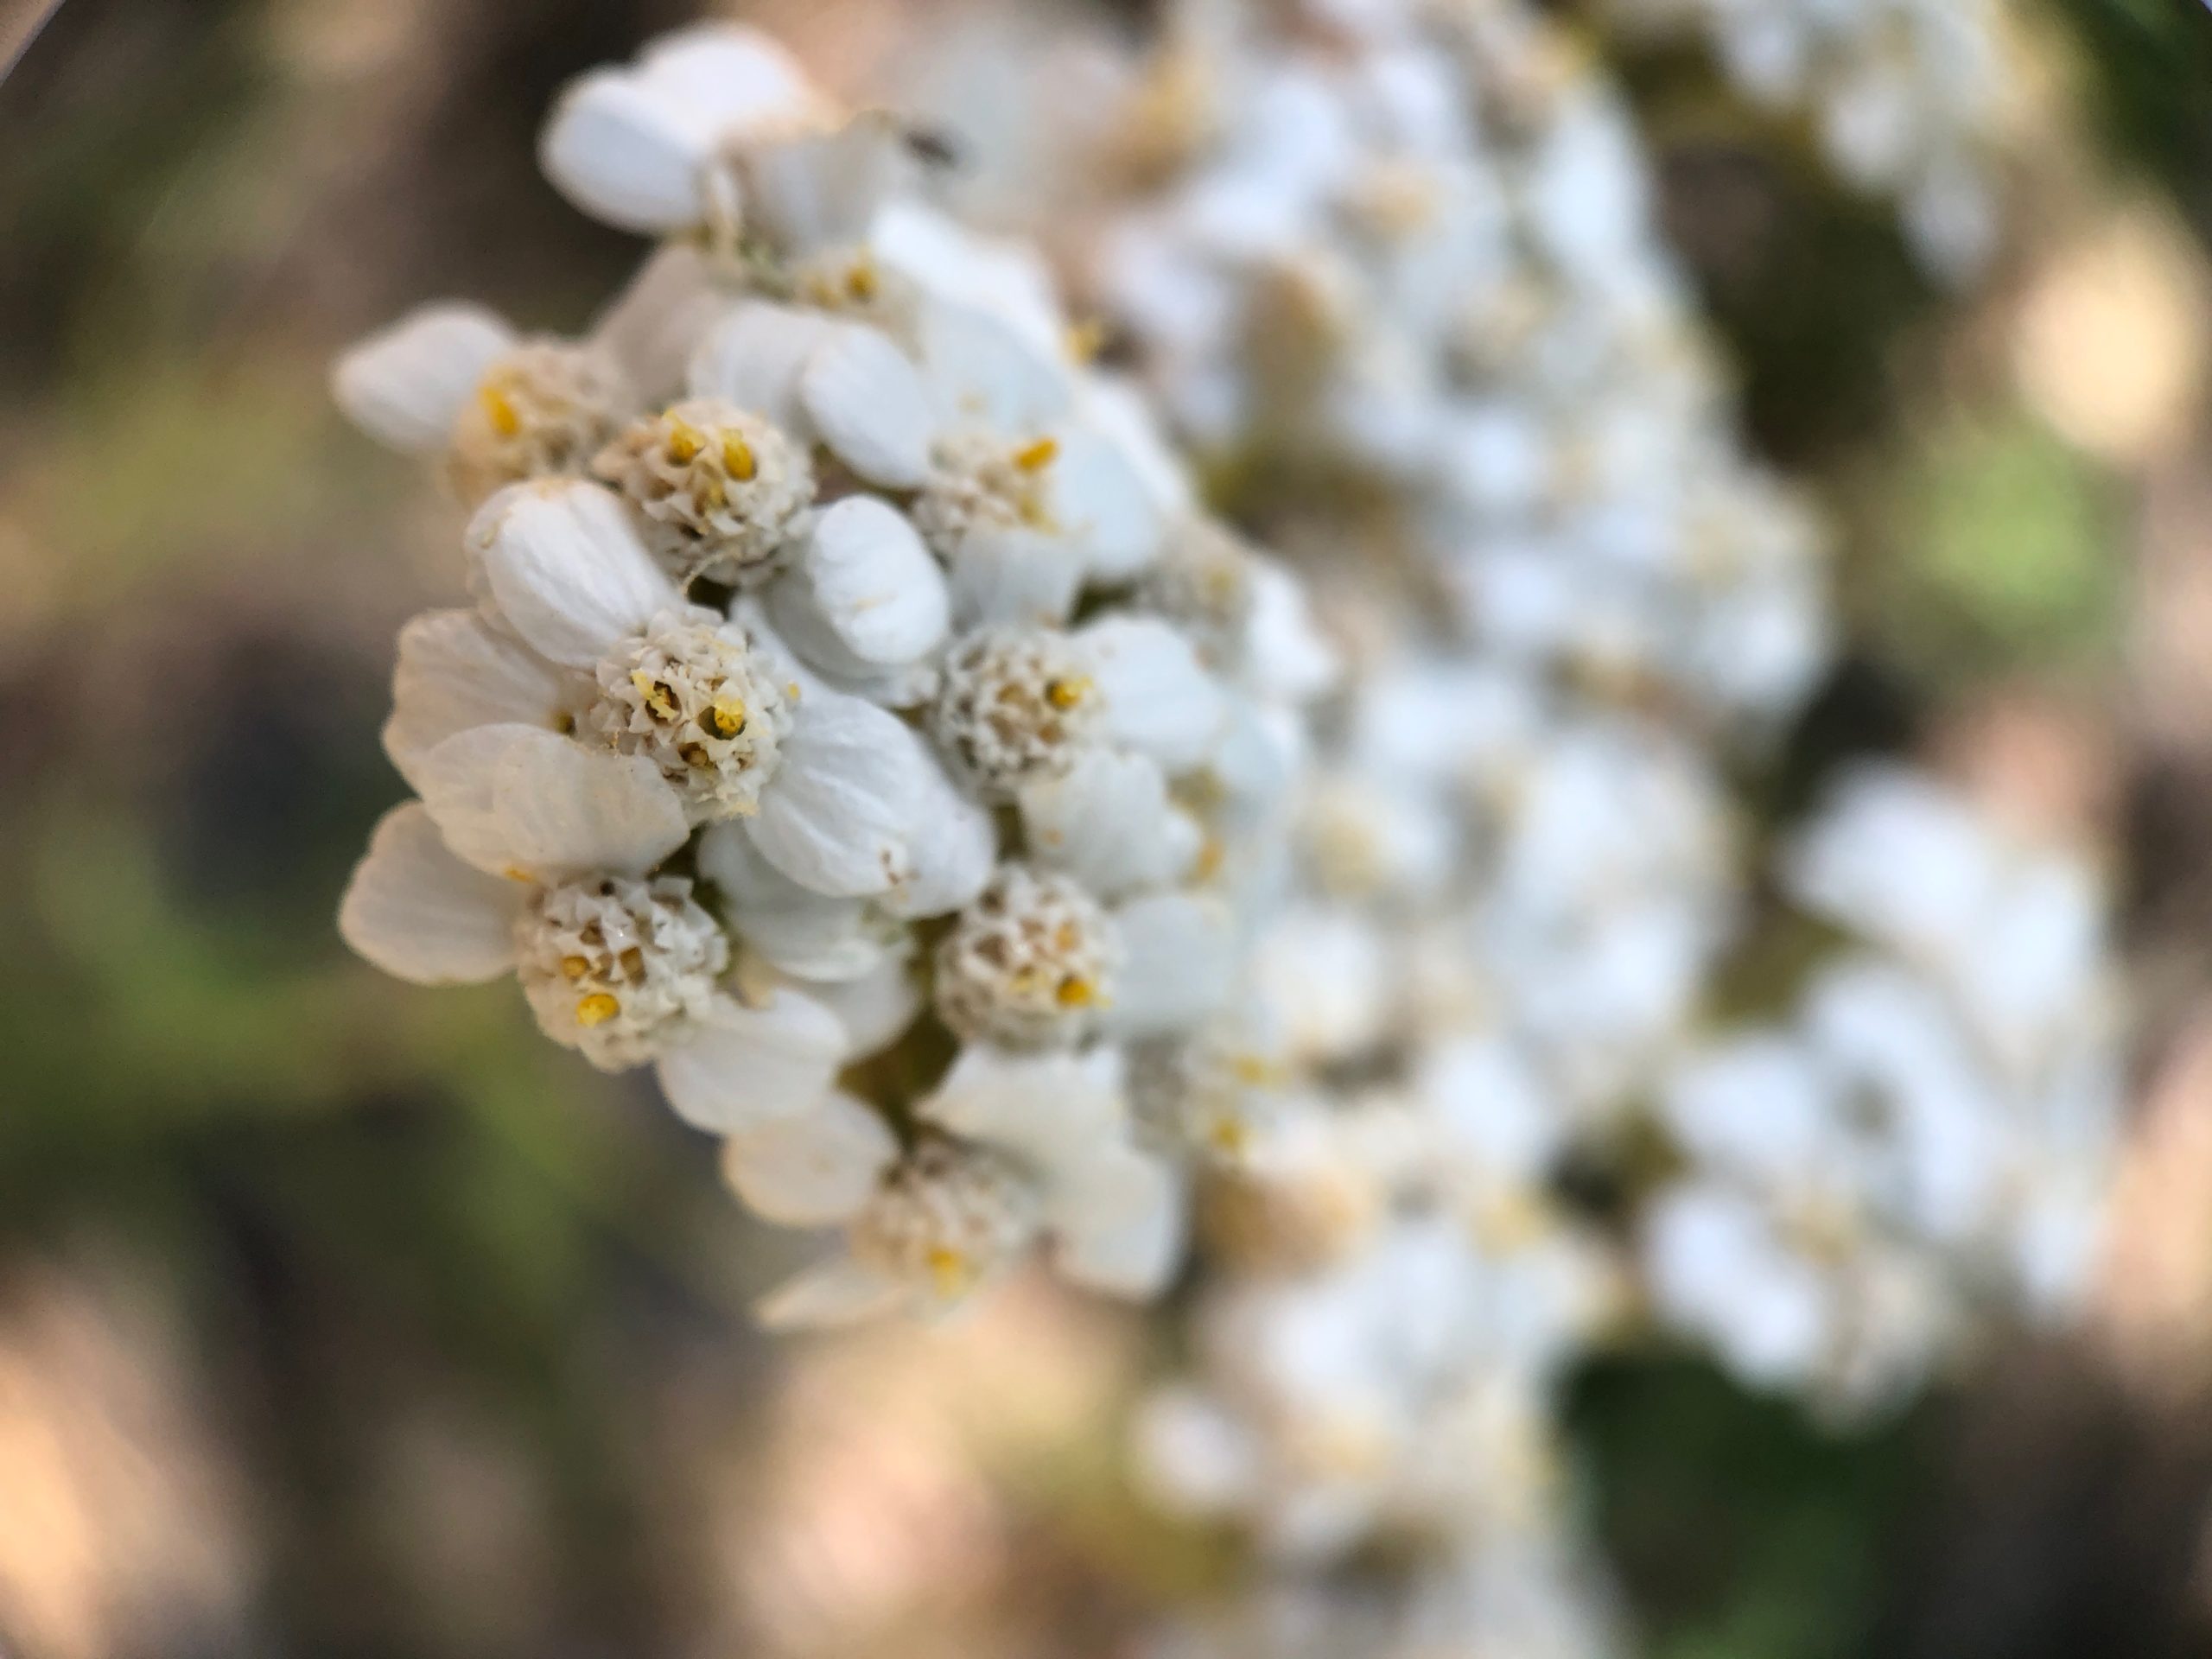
[[934, 865, 1122, 1049], [850, 1141, 1042, 1301], [594, 398, 815, 584], [930, 626, 1100, 798], [915, 429, 1064, 550], [586, 611, 796, 823], [514, 875, 728, 1071], [449, 341, 631, 501]]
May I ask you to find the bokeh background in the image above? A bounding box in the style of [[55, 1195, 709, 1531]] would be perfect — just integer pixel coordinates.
[[7, 0, 2212, 1655]]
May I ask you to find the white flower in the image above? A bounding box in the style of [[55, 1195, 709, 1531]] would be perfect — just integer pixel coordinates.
[[538, 24, 835, 237], [385, 480, 993, 904], [757, 1046, 1184, 1325], [332, 304, 636, 503], [933, 863, 1236, 1050], [690, 296, 1166, 625], [337, 734, 844, 1134]]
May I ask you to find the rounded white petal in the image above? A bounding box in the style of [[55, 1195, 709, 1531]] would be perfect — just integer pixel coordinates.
[[745, 113, 906, 256], [1052, 423, 1164, 581], [1244, 560, 1341, 702], [1019, 747, 1192, 899], [797, 956, 922, 1061], [1103, 892, 1236, 1039], [468, 480, 683, 669], [779, 496, 949, 668], [757, 1252, 908, 1330], [918, 301, 1071, 432], [337, 803, 522, 984], [1081, 615, 1228, 773], [944, 523, 1085, 629], [384, 609, 571, 791], [420, 724, 687, 880], [1051, 1148, 1185, 1297], [697, 821, 889, 982], [798, 325, 937, 488], [721, 1090, 899, 1226], [873, 201, 1066, 351], [882, 753, 997, 918], [539, 68, 711, 234], [653, 988, 848, 1134], [332, 302, 514, 453], [918, 1045, 1128, 1168], [637, 24, 822, 141], [687, 301, 842, 432], [747, 690, 925, 898], [587, 243, 735, 404]]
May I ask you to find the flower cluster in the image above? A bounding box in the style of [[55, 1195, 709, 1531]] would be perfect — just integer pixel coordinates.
[[334, 24, 1333, 1330], [1611, 0, 2019, 282]]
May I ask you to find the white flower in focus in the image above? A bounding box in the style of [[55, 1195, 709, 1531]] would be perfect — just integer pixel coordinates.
[[337, 734, 844, 1133]]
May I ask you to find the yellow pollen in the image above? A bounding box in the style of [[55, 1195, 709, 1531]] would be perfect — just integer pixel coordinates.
[[678, 743, 713, 768], [1055, 975, 1095, 1008], [845, 260, 880, 302], [721, 434, 757, 480], [1230, 1054, 1285, 1088], [703, 697, 747, 739], [503, 866, 535, 884], [1013, 435, 1060, 473], [559, 955, 591, 981], [925, 1245, 970, 1297], [1044, 677, 1089, 711], [479, 383, 522, 438], [1208, 1115, 1251, 1156], [631, 671, 680, 721], [664, 423, 704, 464], [1065, 318, 1108, 364], [575, 992, 621, 1028]]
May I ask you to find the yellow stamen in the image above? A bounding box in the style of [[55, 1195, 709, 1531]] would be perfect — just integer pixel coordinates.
[[664, 422, 704, 464], [560, 955, 591, 982], [479, 383, 522, 438], [1044, 677, 1090, 711], [845, 260, 880, 302], [575, 993, 621, 1027], [721, 434, 757, 481], [1013, 435, 1060, 473], [630, 671, 679, 721], [925, 1245, 970, 1297], [1208, 1115, 1250, 1157], [1056, 975, 1095, 1008], [1065, 318, 1108, 364], [702, 697, 747, 739]]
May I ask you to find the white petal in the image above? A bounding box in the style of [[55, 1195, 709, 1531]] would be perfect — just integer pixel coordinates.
[[745, 112, 906, 256], [1019, 748, 1191, 899], [882, 752, 996, 918], [687, 302, 843, 435], [775, 496, 949, 671], [588, 243, 735, 404], [337, 803, 522, 984], [638, 24, 822, 141], [697, 821, 889, 982], [747, 691, 925, 897], [757, 1252, 907, 1330], [1244, 560, 1341, 702], [332, 303, 514, 453], [654, 988, 847, 1134], [798, 324, 937, 488], [384, 609, 571, 791], [539, 68, 711, 234], [944, 523, 1085, 629], [798, 956, 923, 1061], [1104, 892, 1236, 1038], [416, 725, 682, 880], [721, 1090, 899, 1225], [918, 1045, 1128, 1167], [873, 201, 1067, 351], [1081, 615, 1228, 773], [1051, 1148, 1184, 1297], [918, 300, 1071, 432], [1052, 423, 1164, 581], [468, 480, 683, 669]]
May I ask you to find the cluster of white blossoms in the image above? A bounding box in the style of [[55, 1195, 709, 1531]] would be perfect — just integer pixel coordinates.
[[1644, 766, 2125, 1419], [869, 0, 2122, 1652], [334, 24, 1338, 1330], [328, 9, 2122, 1657], [1609, 0, 2020, 283]]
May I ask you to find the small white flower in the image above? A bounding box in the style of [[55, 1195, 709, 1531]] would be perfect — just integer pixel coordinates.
[[337, 733, 844, 1133], [591, 397, 817, 584], [757, 1045, 1184, 1325]]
